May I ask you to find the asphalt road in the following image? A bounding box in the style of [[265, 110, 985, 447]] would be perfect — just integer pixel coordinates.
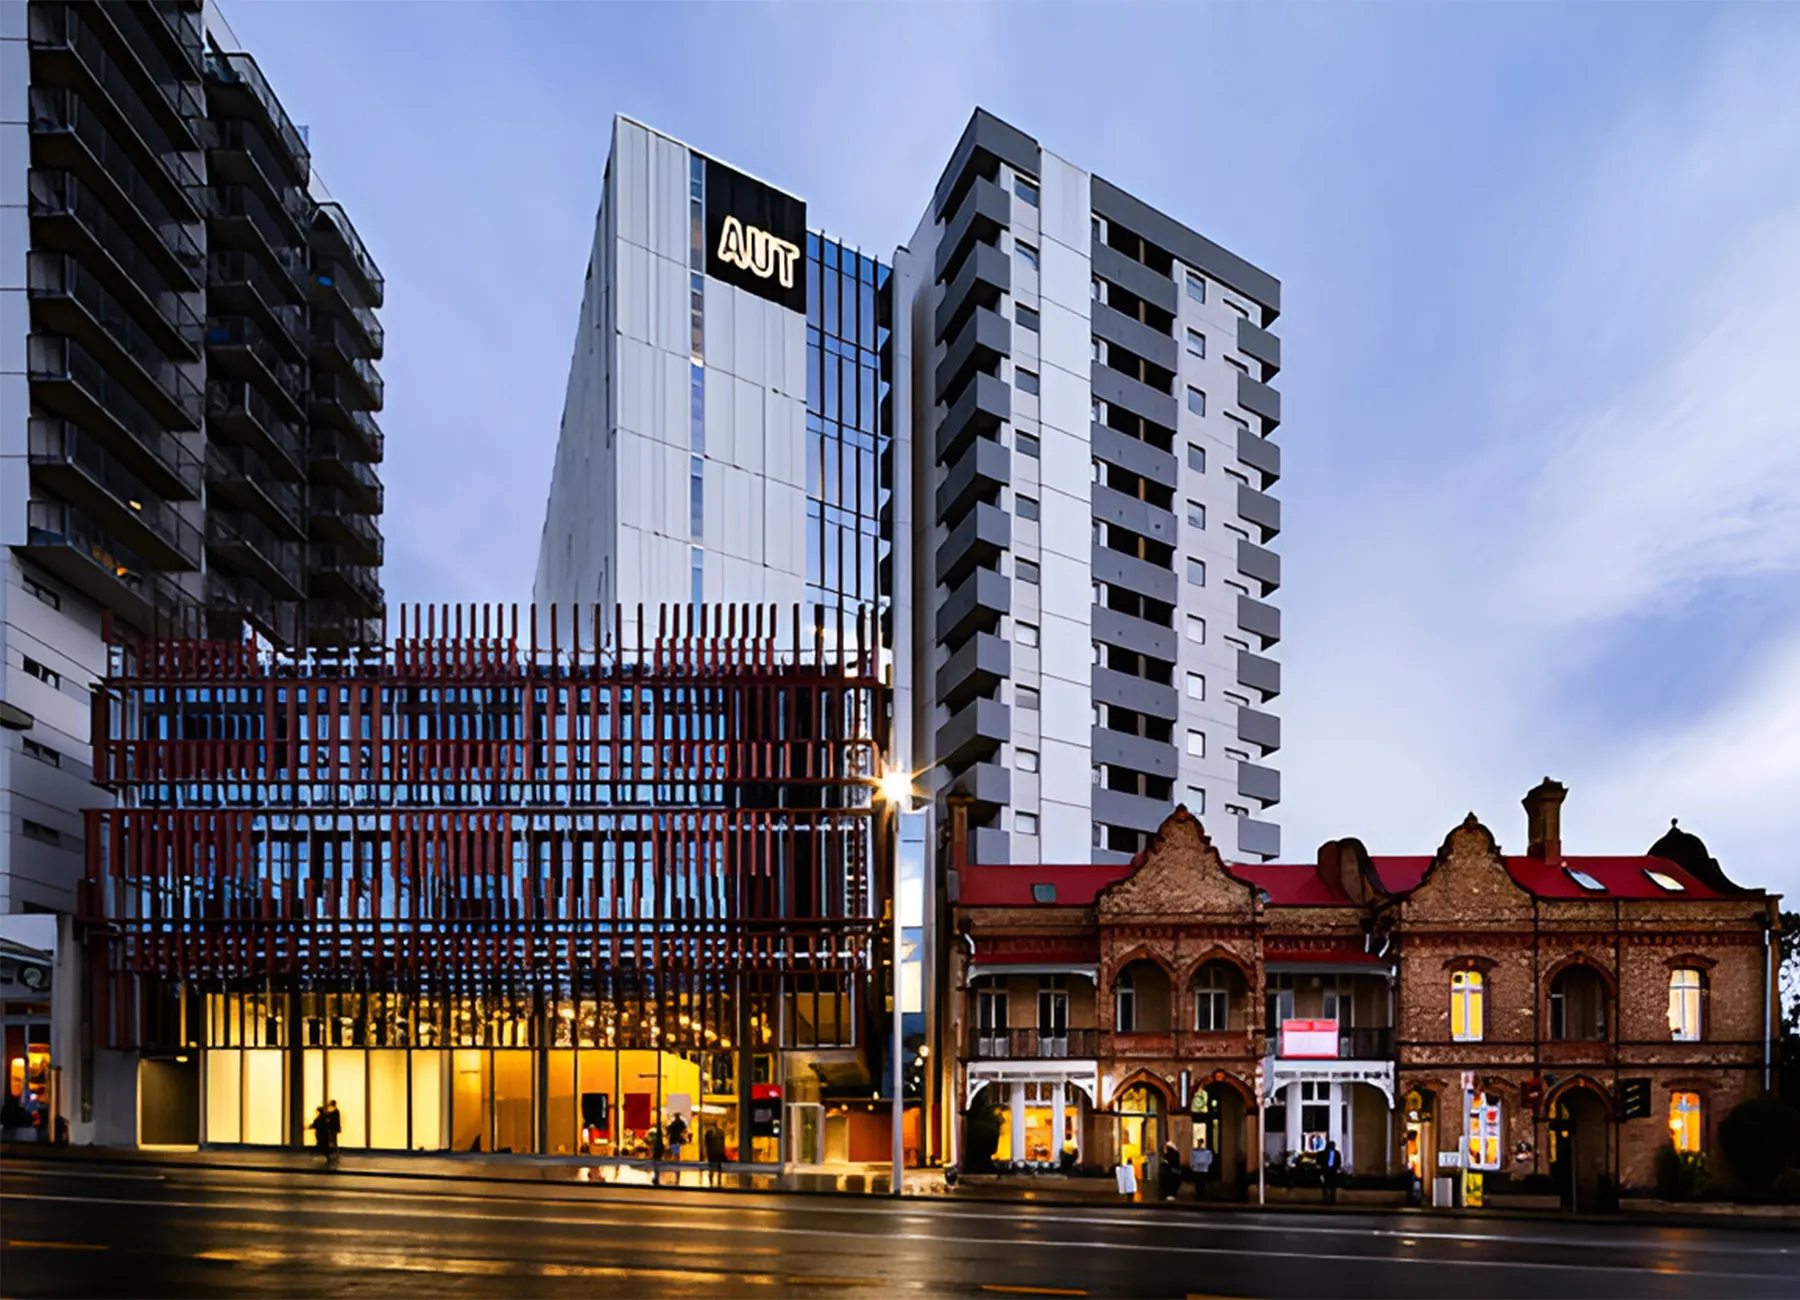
[[3, 1159, 1797, 1299]]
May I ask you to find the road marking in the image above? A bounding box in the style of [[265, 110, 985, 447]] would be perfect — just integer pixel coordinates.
[[785, 1278, 884, 1288], [0, 1167, 166, 1182], [1, 1240, 108, 1251], [981, 1288, 1088, 1297]]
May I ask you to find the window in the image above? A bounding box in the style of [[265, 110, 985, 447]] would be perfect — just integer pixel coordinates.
[[1566, 868, 1606, 892], [1091, 336, 1104, 363], [1017, 559, 1040, 584], [1669, 1092, 1702, 1154], [1017, 242, 1039, 269], [1450, 970, 1484, 1041], [1187, 786, 1206, 814], [1549, 965, 1607, 1041], [1185, 730, 1206, 758], [1014, 177, 1039, 206], [1185, 673, 1206, 701], [1017, 432, 1040, 458], [1017, 749, 1040, 773], [1186, 329, 1206, 357], [1225, 297, 1249, 319], [1187, 558, 1206, 586], [22, 574, 59, 609], [1227, 357, 1249, 377], [1194, 968, 1231, 1031], [1016, 812, 1039, 836], [1115, 971, 1136, 1032], [1016, 368, 1040, 395], [1017, 622, 1040, 648], [977, 985, 1009, 1042], [1187, 387, 1206, 416], [23, 738, 60, 768], [22, 657, 60, 689], [1016, 494, 1039, 521], [1016, 685, 1040, 710], [690, 546, 704, 607], [1669, 969, 1703, 1042], [1225, 690, 1250, 708], [1091, 278, 1104, 303], [22, 820, 61, 846], [1015, 304, 1039, 333], [1187, 500, 1205, 529], [1186, 272, 1206, 302], [1186, 616, 1206, 644], [1091, 641, 1102, 664], [689, 455, 704, 540], [1646, 869, 1686, 892], [1187, 444, 1206, 473], [1031, 883, 1056, 903]]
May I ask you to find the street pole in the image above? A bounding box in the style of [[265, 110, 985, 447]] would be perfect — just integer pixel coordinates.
[[890, 795, 905, 1199], [1257, 1058, 1267, 1206]]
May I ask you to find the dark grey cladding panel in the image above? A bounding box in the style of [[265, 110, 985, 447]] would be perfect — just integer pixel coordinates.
[[1091, 176, 1281, 318], [960, 760, 1012, 809], [933, 109, 1043, 221], [935, 175, 1012, 283], [937, 501, 1011, 587], [1236, 481, 1281, 539], [1092, 482, 1178, 549], [936, 372, 1011, 464], [1092, 543, 1179, 607], [936, 566, 1010, 644], [1237, 816, 1281, 859], [967, 824, 1012, 867], [1093, 422, 1178, 487], [1092, 300, 1179, 373], [934, 242, 1012, 341], [1236, 425, 1280, 484], [1091, 240, 1179, 314], [1093, 725, 1179, 780], [1235, 537, 1280, 594], [1093, 786, 1173, 835], [937, 631, 1011, 707], [1236, 371, 1282, 428], [936, 436, 1011, 522], [1093, 665, 1178, 720], [1236, 648, 1281, 699], [1237, 704, 1281, 753], [1237, 760, 1281, 805], [935, 306, 1011, 406], [1092, 362, 1178, 431], [936, 695, 1010, 768], [1236, 315, 1281, 375], [1092, 603, 1178, 661], [1236, 593, 1281, 647]]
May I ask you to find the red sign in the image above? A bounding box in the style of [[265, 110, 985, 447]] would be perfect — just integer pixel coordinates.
[[751, 1083, 783, 1101], [1279, 1019, 1340, 1060]]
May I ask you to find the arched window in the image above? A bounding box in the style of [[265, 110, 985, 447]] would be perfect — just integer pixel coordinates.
[[1669, 1091, 1702, 1153], [1115, 970, 1136, 1033], [1668, 969, 1704, 1042], [1193, 966, 1231, 1032], [1450, 970, 1484, 1042], [1549, 965, 1608, 1041]]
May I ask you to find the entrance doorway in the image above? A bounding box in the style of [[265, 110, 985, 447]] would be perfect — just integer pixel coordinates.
[[1550, 1086, 1610, 1211], [140, 1058, 199, 1146], [1116, 1083, 1164, 1184]]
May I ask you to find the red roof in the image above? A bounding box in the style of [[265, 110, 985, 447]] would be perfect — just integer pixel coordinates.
[[1229, 863, 1348, 905], [958, 863, 1133, 907], [1500, 855, 1725, 900]]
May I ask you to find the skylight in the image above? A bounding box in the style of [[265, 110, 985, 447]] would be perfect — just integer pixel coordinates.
[[1566, 868, 1606, 892], [1645, 870, 1686, 892]]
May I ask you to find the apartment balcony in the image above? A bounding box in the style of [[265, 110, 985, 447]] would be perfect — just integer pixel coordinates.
[[1236, 315, 1282, 377], [935, 566, 1008, 646], [935, 372, 1009, 466], [310, 415, 385, 467], [209, 117, 312, 244], [29, 170, 203, 348], [1236, 536, 1281, 596], [206, 509, 304, 599], [313, 203, 385, 310], [936, 501, 1009, 588], [1091, 726, 1178, 781], [934, 173, 1010, 283], [308, 488, 384, 565], [1091, 603, 1177, 663], [308, 548, 384, 616], [1092, 544, 1177, 607], [208, 250, 306, 356], [1237, 705, 1281, 756], [207, 569, 298, 648], [144, 1, 205, 81], [83, 1, 206, 138], [1237, 648, 1281, 701], [1092, 666, 1177, 720], [965, 1028, 1099, 1061], [935, 696, 1009, 769], [1091, 422, 1177, 486], [1090, 482, 1176, 549], [309, 452, 384, 513], [1237, 815, 1280, 860], [935, 632, 1010, 711], [312, 370, 383, 435], [204, 440, 304, 540], [1236, 481, 1281, 541], [1236, 424, 1280, 487], [24, 499, 191, 631], [935, 435, 1010, 524], [206, 379, 304, 478], [1273, 1026, 1394, 1063], [310, 311, 379, 379], [304, 598, 383, 649], [1236, 371, 1282, 430], [28, 87, 204, 284], [27, 252, 203, 427], [934, 306, 1010, 406], [27, 335, 200, 498], [206, 314, 305, 422], [28, 419, 202, 569], [1093, 785, 1172, 836], [1091, 240, 1178, 315], [933, 242, 1010, 344], [1092, 300, 1178, 374], [204, 52, 310, 185], [1091, 361, 1177, 432], [210, 184, 306, 287], [1238, 760, 1281, 807], [1236, 593, 1281, 649]]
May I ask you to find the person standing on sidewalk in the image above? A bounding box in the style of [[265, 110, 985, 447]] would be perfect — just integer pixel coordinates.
[[666, 1113, 689, 1171], [310, 1105, 330, 1164], [324, 1100, 342, 1165], [704, 1124, 726, 1185], [1322, 1139, 1342, 1205], [647, 1121, 665, 1184]]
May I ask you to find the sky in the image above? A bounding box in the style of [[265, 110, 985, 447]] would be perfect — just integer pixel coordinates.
[[219, 1, 1800, 899]]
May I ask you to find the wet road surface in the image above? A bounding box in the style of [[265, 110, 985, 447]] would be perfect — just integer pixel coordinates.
[[3, 1158, 1797, 1298]]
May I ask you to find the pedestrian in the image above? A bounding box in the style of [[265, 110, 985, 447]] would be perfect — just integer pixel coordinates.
[[1159, 1141, 1183, 1200], [324, 1100, 342, 1163], [1322, 1139, 1342, 1205], [666, 1113, 689, 1168], [704, 1124, 726, 1185], [309, 1105, 330, 1164], [647, 1121, 665, 1184], [1190, 1140, 1214, 1200]]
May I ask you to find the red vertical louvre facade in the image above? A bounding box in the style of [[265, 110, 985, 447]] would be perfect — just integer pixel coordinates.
[[82, 603, 887, 1060]]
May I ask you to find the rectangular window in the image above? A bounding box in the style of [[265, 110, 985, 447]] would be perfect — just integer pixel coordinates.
[[1017, 749, 1040, 773], [1016, 685, 1040, 710], [1187, 501, 1205, 529], [1016, 241, 1039, 269], [690, 361, 705, 452], [1187, 387, 1206, 416], [1187, 558, 1206, 586], [1016, 812, 1039, 835], [1668, 970, 1703, 1042], [1016, 368, 1040, 396], [1225, 690, 1250, 707], [689, 456, 704, 540], [1015, 304, 1040, 332], [1014, 177, 1039, 206], [1016, 559, 1040, 585], [1186, 673, 1206, 701], [22, 574, 59, 609], [1451, 971, 1484, 1042], [22, 657, 60, 689], [1017, 432, 1040, 458], [1669, 1092, 1702, 1154], [1187, 444, 1206, 473], [1185, 730, 1206, 758], [1187, 786, 1206, 814], [23, 738, 60, 768], [1186, 616, 1206, 644], [21, 819, 61, 846], [1017, 622, 1040, 647], [1187, 329, 1206, 357], [1016, 495, 1040, 521], [690, 546, 704, 607], [1186, 272, 1206, 302]]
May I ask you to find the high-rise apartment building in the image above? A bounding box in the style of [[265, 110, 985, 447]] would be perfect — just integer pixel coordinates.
[[537, 110, 1281, 868], [2, 0, 385, 926]]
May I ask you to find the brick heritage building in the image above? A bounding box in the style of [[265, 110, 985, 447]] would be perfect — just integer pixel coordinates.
[[948, 780, 1781, 1202]]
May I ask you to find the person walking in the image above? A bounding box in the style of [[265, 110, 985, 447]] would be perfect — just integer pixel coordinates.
[[324, 1100, 342, 1164], [647, 1122, 665, 1184], [1159, 1141, 1184, 1200], [1322, 1139, 1343, 1205], [704, 1124, 727, 1185], [310, 1105, 330, 1165], [666, 1113, 689, 1172]]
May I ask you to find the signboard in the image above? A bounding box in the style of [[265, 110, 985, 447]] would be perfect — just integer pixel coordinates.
[[1467, 1093, 1502, 1171], [750, 1082, 783, 1139], [704, 158, 806, 313], [1279, 1019, 1339, 1060], [1463, 1170, 1484, 1208], [1619, 1077, 1652, 1120], [1437, 1149, 1464, 1168]]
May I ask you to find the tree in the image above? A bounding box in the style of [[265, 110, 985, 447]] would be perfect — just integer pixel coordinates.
[[1780, 912, 1800, 1103]]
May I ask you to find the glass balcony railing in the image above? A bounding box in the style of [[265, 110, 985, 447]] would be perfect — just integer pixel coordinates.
[[205, 439, 303, 531], [316, 203, 384, 306], [211, 185, 306, 277], [30, 170, 204, 339], [206, 379, 305, 471], [27, 497, 192, 622], [207, 509, 304, 592], [27, 334, 202, 495], [205, 52, 311, 180], [206, 569, 298, 647], [310, 547, 384, 607], [206, 315, 304, 403], [208, 251, 306, 348], [147, 1, 204, 79], [351, 305, 384, 357], [93, 0, 205, 136], [28, 418, 203, 566], [211, 118, 313, 232]]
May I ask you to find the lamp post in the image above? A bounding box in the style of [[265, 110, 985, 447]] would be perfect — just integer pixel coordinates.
[[876, 765, 914, 1199]]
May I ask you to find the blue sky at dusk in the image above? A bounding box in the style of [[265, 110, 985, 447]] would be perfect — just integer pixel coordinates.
[[217, 1, 1800, 896]]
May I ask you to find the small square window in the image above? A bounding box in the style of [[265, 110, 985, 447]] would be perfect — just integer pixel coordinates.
[[1187, 501, 1205, 529], [1016, 368, 1040, 395], [1030, 882, 1056, 903], [1187, 558, 1206, 586], [1016, 495, 1040, 521], [1187, 444, 1206, 473], [1187, 387, 1206, 416], [1016, 812, 1039, 835], [1017, 432, 1040, 458], [1016, 685, 1040, 710], [1187, 329, 1206, 357], [1017, 749, 1040, 773], [1017, 559, 1040, 584], [1188, 787, 1206, 814], [23, 738, 61, 768], [1186, 273, 1206, 302], [22, 575, 60, 609], [1186, 616, 1206, 643], [1017, 622, 1040, 647], [1186, 730, 1206, 758], [1014, 177, 1040, 206], [1186, 673, 1206, 701], [23, 657, 60, 689], [1015, 304, 1040, 332], [1017, 242, 1039, 269]]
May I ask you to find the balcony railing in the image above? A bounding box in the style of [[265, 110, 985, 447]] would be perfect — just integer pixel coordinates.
[[27, 335, 202, 496], [206, 569, 298, 648], [26, 498, 191, 625], [207, 509, 304, 595], [206, 315, 305, 405], [29, 418, 203, 568], [205, 440, 303, 534], [1274, 1025, 1395, 1061], [206, 379, 304, 472], [205, 52, 311, 178], [209, 251, 306, 349], [967, 1028, 1100, 1060], [210, 118, 313, 235], [29, 170, 203, 340], [211, 185, 306, 277], [147, 2, 205, 79], [312, 484, 385, 534], [316, 203, 385, 307], [88, 1, 205, 136]]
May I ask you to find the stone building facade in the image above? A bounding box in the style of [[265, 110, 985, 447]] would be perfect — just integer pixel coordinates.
[[949, 780, 1780, 1202]]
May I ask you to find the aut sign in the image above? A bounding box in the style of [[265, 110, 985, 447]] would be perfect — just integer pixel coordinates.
[[703, 157, 807, 314]]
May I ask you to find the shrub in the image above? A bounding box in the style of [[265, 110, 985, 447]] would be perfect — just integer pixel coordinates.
[[962, 1104, 1003, 1174], [1654, 1143, 1711, 1201], [1719, 1096, 1800, 1195]]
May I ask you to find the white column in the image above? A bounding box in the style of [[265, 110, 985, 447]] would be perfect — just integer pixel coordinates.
[[1053, 1080, 1067, 1165], [1011, 1082, 1027, 1164]]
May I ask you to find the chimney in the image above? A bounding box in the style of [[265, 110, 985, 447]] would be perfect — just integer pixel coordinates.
[[1523, 778, 1567, 860]]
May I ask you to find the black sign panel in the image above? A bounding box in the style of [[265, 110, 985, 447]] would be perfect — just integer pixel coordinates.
[[704, 157, 806, 314], [749, 1097, 782, 1139], [1619, 1078, 1652, 1120]]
